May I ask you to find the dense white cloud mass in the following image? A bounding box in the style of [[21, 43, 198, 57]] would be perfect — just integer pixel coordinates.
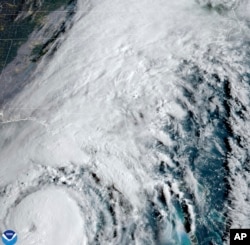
[[0, 0, 250, 244], [195, 0, 239, 9], [6, 188, 86, 245]]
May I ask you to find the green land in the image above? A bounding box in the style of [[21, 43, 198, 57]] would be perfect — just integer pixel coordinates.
[[0, 0, 73, 73]]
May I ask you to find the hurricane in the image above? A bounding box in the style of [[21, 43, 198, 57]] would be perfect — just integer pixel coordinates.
[[0, 0, 250, 244]]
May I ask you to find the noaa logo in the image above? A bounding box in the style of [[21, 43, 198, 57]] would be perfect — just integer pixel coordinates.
[[1, 230, 17, 245]]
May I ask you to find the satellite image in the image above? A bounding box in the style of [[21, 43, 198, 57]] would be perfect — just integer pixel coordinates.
[[0, 0, 249, 244]]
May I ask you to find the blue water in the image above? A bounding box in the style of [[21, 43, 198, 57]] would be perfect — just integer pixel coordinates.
[[153, 60, 235, 244]]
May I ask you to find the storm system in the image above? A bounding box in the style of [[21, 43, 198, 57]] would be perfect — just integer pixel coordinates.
[[0, 0, 250, 244]]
